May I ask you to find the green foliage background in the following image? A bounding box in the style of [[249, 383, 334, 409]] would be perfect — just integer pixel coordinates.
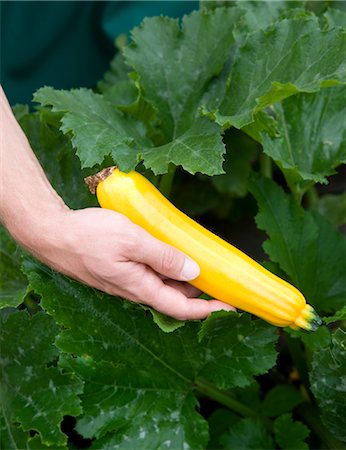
[[1, 1, 345, 449]]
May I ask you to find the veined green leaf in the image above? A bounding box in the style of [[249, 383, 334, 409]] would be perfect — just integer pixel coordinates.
[[198, 312, 278, 389], [316, 192, 346, 227], [124, 7, 243, 140], [0, 412, 66, 450], [310, 329, 346, 442], [250, 176, 346, 314], [0, 310, 83, 446], [33, 87, 150, 171], [261, 88, 346, 190], [0, 227, 27, 309], [220, 418, 275, 449], [213, 15, 346, 129], [274, 414, 310, 450], [301, 326, 331, 351], [211, 128, 257, 197], [261, 385, 303, 418], [323, 7, 346, 29], [202, 0, 306, 35], [24, 260, 278, 447], [324, 305, 346, 324], [142, 118, 225, 175], [207, 408, 240, 450], [97, 51, 130, 93]]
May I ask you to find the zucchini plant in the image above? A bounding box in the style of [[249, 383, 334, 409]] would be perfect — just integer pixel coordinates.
[[1, 2, 345, 449]]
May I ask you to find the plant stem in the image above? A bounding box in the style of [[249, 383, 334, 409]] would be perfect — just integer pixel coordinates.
[[298, 403, 345, 450], [285, 333, 310, 392], [158, 164, 176, 198], [259, 153, 273, 179], [290, 184, 304, 206], [305, 186, 318, 210], [195, 378, 272, 430]]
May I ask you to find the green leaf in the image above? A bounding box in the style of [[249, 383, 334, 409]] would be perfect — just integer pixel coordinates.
[[24, 261, 209, 448], [103, 76, 156, 128], [24, 260, 279, 447], [324, 7, 346, 29], [0, 411, 66, 450], [16, 108, 95, 209], [207, 408, 240, 450], [141, 305, 185, 333], [198, 312, 278, 389], [214, 15, 346, 129], [33, 87, 149, 171], [123, 7, 243, 140], [324, 305, 346, 324], [201, 0, 305, 33], [142, 118, 225, 175], [274, 414, 310, 450], [220, 418, 275, 450], [231, 382, 262, 414], [310, 329, 346, 443], [0, 226, 27, 308], [239, 1, 305, 33], [250, 176, 346, 314], [316, 192, 346, 227], [171, 173, 224, 218], [261, 385, 303, 418], [61, 355, 207, 450], [300, 325, 331, 350], [0, 310, 83, 446], [211, 129, 257, 197], [261, 88, 346, 190], [97, 51, 130, 93]]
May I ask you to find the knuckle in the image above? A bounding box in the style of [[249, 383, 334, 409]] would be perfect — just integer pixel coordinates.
[[160, 246, 179, 274], [121, 229, 140, 254]]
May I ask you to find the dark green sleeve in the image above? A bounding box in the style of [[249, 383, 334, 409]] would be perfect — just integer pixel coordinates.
[[1, 1, 197, 105]]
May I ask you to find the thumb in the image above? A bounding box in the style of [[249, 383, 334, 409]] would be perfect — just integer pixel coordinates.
[[133, 229, 200, 281]]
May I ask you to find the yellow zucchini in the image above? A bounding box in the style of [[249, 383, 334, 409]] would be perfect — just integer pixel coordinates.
[[86, 167, 320, 331]]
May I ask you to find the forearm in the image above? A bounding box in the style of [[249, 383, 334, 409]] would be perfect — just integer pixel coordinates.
[[0, 86, 68, 251]]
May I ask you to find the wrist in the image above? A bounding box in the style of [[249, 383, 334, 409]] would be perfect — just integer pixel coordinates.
[[5, 200, 70, 257]]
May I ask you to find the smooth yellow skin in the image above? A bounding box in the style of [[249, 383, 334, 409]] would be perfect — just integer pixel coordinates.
[[97, 168, 314, 330]]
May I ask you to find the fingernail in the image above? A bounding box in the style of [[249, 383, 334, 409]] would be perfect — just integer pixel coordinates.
[[181, 258, 200, 281]]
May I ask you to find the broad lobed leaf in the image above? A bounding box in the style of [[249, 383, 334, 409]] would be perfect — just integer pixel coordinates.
[[0, 227, 27, 309], [212, 14, 346, 129], [198, 312, 278, 389], [33, 87, 149, 172], [261, 87, 346, 190], [220, 417, 275, 449], [250, 176, 346, 314], [24, 260, 278, 447], [0, 413, 66, 450], [123, 7, 243, 140], [142, 118, 225, 175], [261, 385, 303, 418], [310, 329, 346, 443], [60, 355, 207, 450], [0, 310, 83, 447], [274, 414, 310, 450]]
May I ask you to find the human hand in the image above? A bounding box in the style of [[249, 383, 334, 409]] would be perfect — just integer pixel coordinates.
[[0, 86, 233, 320], [28, 207, 234, 320]]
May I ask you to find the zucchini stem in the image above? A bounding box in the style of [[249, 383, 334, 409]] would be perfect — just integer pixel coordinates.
[[158, 164, 177, 199], [195, 378, 272, 431]]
